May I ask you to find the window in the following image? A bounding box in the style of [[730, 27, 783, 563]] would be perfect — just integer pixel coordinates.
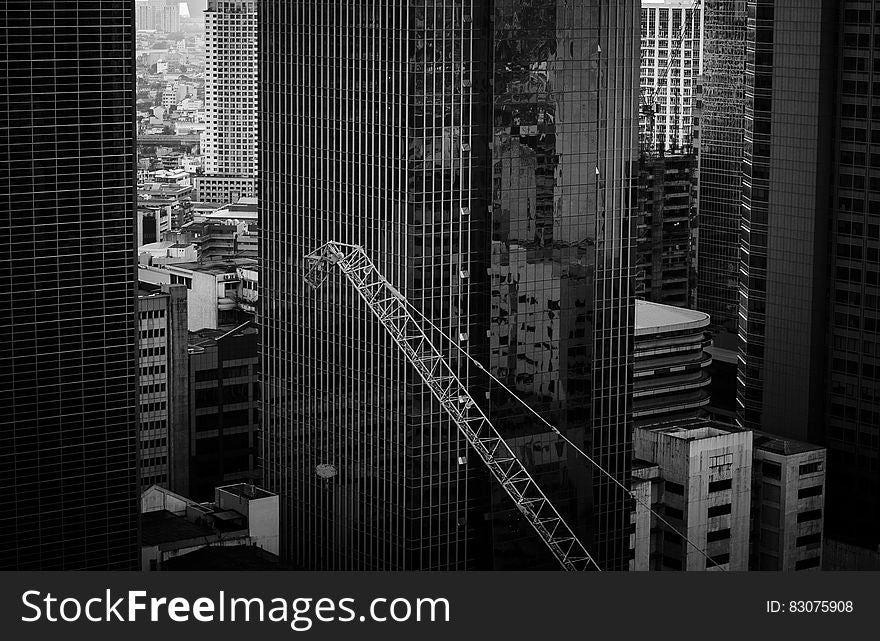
[[796, 533, 821, 548], [762, 460, 781, 479], [795, 556, 821, 570], [799, 461, 823, 475], [798, 485, 823, 499], [708, 478, 732, 493], [706, 553, 729, 568], [707, 528, 730, 543], [665, 480, 685, 495], [708, 504, 732, 518], [797, 509, 822, 524], [665, 506, 684, 520]]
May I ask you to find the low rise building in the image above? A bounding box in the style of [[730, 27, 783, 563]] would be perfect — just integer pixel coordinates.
[[193, 175, 256, 205], [629, 420, 753, 571], [139, 258, 256, 331], [140, 482, 278, 570], [751, 431, 826, 571]]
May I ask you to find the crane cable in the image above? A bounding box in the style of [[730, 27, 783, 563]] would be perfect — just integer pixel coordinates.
[[398, 293, 726, 572]]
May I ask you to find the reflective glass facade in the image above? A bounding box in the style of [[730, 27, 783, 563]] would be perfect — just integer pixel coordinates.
[[260, 1, 637, 570], [696, 0, 747, 346], [487, 0, 638, 571], [736, 0, 835, 438], [825, 0, 880, 548], [0, 1, 139, 569]]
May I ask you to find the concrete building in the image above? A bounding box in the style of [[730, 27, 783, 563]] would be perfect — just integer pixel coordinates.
[[634, 300, 713, 428], [188, 322, 260, 501], [137, 284, 191, 495], [751, 431, 826, 571], [138, 240, 199, 267], [199, 1, 257, 202], [139, 258, 257, 331], [640, 0, 703, 152], [194, 175, 256, 205], [137, 0, 181, 33], [138, 180, 193, 231], [176, 220, 257, 262], [141, 482, 278, 570], [636, 152, 698, 307], [630, 419, 753, 571]]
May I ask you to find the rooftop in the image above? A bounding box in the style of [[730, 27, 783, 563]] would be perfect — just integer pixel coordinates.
[[141, 509, 215, 547], [753, 430, 824, 456], [219, 483, 275, 501], [635, 299, 710, 337], [168, 258, 257, 275]]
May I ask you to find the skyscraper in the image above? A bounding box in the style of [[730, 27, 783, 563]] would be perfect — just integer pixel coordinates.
[[736, 0, 837, 440], [825, 0, 880, 550], [0, 1, 139, 569], [695, 0, 747, 347], [195, 0, 257, 205], [260, 1, 638, 571]]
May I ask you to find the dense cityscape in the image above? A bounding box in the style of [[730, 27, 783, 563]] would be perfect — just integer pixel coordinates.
[[1, 0, 878, 573]]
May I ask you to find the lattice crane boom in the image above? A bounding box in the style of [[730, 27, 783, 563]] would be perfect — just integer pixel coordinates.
[[303, 241, 599, 571]]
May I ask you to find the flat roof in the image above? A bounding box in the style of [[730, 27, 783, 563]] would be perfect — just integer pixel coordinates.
[[635, 300, 710, 336], [218, 483, 276, 500], [753, 430, 824, 455], [141, 510, 214, 546]]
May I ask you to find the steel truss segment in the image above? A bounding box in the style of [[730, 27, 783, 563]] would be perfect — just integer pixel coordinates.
[[303, 241, 598, 571]]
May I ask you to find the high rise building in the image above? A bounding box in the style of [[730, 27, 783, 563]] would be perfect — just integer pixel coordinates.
[[825, 0, 880, 550], [640, 0, 703, 153], [636, 152, 699, 306], [695, 0, 748, 347], [136, 0, 181, 32], [196, 0, 257, 205], [260, 1, 639, 571], [736, 0, 837, 440], [0, 1, 139, 569]]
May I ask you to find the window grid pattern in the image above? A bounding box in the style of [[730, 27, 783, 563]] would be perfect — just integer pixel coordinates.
[[0, 1, 139, 570]]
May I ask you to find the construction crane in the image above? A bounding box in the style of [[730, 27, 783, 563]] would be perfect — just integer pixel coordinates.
[[640, 0, 702, 153], [303, 241, 599, 571]]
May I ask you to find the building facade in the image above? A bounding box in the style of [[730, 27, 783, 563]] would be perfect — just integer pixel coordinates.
[[825, 0, 880, 550], [636, 152, 698, 307], [630, 420, 753, 571], [750, 431, 826, 571], [260, 1, 639, 570], [0, 1, 139, 569], [188, 323, 261, 501], [695, 0, 748, 347], [201, 1, 257, 201], [736, 0, 836, 441], [138, 284, 191, 494], [634, 300, 713, 428], [640, 0, 703, 153]]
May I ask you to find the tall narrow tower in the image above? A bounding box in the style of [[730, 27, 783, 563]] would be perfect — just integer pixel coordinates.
[[0, 0, 139, 569], [196, 0, 257, 205]]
